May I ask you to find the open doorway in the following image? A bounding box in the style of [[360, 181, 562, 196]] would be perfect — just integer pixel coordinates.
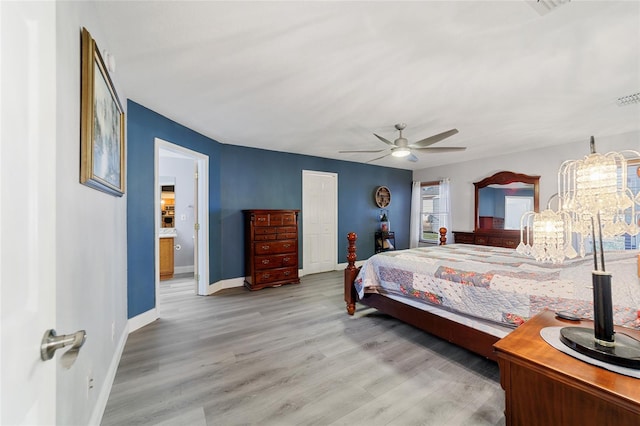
[[154, 138, 209, 306]]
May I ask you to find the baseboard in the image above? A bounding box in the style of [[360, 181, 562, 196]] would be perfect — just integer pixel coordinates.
[[89, 322, 129, 426], [206, 269, 310, 295], [174, 265, 194, 274], [127, 307, 159, 333], [207, 277, 244, 294]]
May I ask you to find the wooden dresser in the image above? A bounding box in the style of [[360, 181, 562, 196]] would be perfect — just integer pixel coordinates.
[[494, 310, 640, 425], [453, 230, 520, 249], [243, 209, 300, 291]]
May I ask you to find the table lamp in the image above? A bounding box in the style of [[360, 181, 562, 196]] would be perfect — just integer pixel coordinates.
[[519, 136, 640, 368]]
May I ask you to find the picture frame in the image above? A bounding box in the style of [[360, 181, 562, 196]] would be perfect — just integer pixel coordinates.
[[80, 27, 125, 196]]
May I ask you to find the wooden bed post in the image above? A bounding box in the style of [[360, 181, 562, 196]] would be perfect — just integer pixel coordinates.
[[439, 227, 447, 245], [344, 232, 358, 315]]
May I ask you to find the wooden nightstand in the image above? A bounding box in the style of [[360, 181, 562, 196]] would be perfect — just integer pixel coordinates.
[[494, 310, 640, 426]]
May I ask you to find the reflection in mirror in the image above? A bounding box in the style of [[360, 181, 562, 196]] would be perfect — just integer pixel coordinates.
[[160, 176, 175, 228], [474, 171, 539, 232], [478, 184, 534, 230]]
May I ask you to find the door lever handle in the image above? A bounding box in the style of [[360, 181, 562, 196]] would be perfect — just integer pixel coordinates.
[[40, 329, 86, 361]]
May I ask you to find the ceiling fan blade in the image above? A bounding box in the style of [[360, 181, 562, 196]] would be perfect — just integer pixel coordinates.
[[339, 149, 386, 153], [366, 153, 391, 163], [413, 147, 467, 153], [407, 153, 419, 162], [411, 128, 459, 148], [373, 133, 396, 146]]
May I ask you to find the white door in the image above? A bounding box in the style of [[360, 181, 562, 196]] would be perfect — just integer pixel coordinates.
[[302, 171, 338, 274], [1, 1, 57, 423]]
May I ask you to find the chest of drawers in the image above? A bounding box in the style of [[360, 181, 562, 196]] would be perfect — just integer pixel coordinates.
[[243, 209, 300, 290]]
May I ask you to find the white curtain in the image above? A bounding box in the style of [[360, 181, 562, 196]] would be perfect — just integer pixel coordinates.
[[409, 181, 421, 248], [440, 178, 452, 244]]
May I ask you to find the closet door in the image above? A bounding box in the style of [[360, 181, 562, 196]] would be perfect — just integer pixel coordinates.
[[302, 170, 337, 275]]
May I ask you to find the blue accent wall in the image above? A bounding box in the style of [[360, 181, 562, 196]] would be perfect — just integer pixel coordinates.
[[127, 101, 223, 318], [127, 100, 412, 318]]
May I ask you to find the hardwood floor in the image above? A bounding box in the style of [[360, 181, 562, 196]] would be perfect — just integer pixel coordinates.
[[102, 271, 505, 425]]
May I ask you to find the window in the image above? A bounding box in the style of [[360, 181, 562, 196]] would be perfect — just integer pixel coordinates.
[[420, 181, 446, 243], [624, 159, 640, 250], [587, 158, 639, 251]]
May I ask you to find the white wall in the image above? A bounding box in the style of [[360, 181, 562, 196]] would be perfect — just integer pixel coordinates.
[[414, 131, 640, 233], [56, 2, 128, 425]]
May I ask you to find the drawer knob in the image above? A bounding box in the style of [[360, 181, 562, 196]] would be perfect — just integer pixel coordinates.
[[263, 273, 270, 278], [283, 257, 290, 262], [262, 259, 270, 264], [261, 245, 270, 250], [283, 244, 290, 248], [283, 271, 290, 276]]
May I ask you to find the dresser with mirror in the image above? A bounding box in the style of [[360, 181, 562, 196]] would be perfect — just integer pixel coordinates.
[[454, 171, 540, 249]]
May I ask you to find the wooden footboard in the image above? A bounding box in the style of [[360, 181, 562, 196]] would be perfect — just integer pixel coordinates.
[[343, 229, 500, 361], [344, 228, 447, 315]]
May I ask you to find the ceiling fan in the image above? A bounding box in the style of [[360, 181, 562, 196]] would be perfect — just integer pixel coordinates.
[[340, 123, 466, 162]]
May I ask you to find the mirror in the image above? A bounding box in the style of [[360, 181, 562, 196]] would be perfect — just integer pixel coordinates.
[[160, 176, 175, 228], [474, 171, 539, 232]]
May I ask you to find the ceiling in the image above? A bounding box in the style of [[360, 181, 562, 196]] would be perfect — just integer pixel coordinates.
[[94, 1, 640, 170]]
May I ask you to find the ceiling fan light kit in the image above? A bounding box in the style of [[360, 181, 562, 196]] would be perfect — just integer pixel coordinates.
[[340, 123, 466, 163], [392, 147, 411, 157]]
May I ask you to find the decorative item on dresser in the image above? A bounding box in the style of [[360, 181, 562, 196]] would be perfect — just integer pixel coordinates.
[[243, 209, 300, 291]]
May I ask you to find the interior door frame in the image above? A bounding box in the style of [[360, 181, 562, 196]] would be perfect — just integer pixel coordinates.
[[302, 170, 338, 274], [154, 138, 209, 297]]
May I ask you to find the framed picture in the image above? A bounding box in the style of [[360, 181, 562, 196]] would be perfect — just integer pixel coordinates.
[[80, 27, 125, 196]]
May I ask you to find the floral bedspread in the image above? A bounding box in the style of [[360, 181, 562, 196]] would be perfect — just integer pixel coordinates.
[[354, 244, 640, 329]]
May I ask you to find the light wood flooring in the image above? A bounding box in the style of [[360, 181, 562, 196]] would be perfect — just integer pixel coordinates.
[[102, 271, 505, 425]]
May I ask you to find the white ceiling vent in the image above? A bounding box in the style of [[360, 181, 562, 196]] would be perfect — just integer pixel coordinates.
[[617, 93, 640, 107], [526, 0, 571, 16]]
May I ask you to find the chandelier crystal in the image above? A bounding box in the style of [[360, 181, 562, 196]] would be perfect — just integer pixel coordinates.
[[518, 208, 576, 264]]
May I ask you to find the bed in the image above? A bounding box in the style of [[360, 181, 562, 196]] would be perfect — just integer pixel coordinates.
[[343, 231, 640, 361]]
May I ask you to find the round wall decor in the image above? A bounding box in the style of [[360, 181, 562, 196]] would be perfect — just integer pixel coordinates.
[[375, 186, 391, 208]]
